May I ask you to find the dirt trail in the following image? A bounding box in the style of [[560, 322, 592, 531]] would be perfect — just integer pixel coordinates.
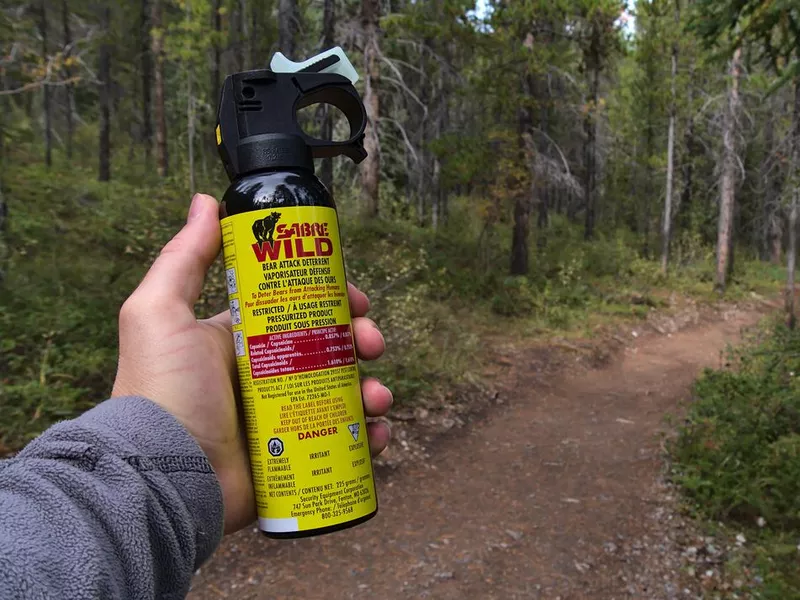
[[189, 307, 766, 600]]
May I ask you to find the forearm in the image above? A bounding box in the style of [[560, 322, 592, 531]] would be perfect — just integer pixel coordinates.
[[0, 396, 224, 599]]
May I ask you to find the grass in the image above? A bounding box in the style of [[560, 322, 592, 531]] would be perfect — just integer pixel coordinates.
[[0, 156, 785, 454]]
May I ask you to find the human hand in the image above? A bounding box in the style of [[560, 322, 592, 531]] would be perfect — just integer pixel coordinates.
[[111, 193, 392, 534]]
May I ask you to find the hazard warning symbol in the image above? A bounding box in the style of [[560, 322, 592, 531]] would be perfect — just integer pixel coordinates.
[[348, 423, 360, 442], [267, 437, 284, 457]]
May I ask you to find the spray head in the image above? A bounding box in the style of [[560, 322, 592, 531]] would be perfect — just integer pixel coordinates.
[[216, 47, 367, 181]]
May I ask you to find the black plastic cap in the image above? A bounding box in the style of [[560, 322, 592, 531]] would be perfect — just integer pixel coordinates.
[[216, 69, 367, 181], [237, 134, 314, 174]]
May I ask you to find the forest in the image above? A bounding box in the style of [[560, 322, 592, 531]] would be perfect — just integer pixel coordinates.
[[2, 0, 800, 596], [1, 0, 799, 457]]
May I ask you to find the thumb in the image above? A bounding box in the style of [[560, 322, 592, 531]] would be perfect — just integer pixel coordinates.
[[136, 193, 221, 309]]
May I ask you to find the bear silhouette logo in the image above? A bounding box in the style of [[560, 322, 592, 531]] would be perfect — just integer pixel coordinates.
[[252, 212, 281, 244]]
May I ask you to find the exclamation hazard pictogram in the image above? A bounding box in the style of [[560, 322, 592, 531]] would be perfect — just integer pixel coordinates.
[[348, 423, 360, 441]]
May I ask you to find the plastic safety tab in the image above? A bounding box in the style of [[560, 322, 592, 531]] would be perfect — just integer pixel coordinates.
[[270, 47, 360, 85]]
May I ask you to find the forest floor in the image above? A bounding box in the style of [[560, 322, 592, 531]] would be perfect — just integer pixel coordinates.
[[188, 295, 780, 600]]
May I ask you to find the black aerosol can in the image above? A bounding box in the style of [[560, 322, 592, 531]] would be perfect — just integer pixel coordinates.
[[215, 48, 377, 538]]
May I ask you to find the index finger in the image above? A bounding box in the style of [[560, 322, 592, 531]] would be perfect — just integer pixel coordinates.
[[348, 283, 370, 318]]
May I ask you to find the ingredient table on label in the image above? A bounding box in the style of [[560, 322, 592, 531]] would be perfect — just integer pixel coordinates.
[[249, 325, 356, 378]]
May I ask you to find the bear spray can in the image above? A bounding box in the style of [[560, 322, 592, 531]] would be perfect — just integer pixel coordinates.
[[215, 48, 378, 538]]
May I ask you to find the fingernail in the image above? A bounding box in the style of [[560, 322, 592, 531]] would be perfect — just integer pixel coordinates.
[[187, 194, 203, 222], [382, 385, 394, 406]]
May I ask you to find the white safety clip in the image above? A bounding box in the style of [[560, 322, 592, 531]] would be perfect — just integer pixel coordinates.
[[270, 47, 359, 85]]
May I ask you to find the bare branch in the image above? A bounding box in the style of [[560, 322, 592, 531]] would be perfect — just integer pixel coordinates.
[[376, 47, 429, 119], [391, 39, 460, 78], [0, 76, 81, 96], [522, 132, 584, 198], [529, 126, 572, 177], [383, 76, 429, 118], [381, 116, 420, 163], [382, 56, 428, 80]]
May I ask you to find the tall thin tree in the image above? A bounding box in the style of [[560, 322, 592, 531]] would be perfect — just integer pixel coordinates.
[[678, 60, 697, 235], [583, 23, 601, 239], [661, 0, 680, 274], [278, 0, 299, 58], [360, 0, 381, 217], [785, 76, 800, 328], [38, 0, 52, 167], [211, 0, 221, 101], [141, 0, 153, 164], [186, 1, 195, 196], [98, 2, 111, 181], [249, 1, 259, 68], [715, 46, 742, 292], [62, 0, 73, 160], [151, 0, 168, 177], [239, 0, 249, 68]]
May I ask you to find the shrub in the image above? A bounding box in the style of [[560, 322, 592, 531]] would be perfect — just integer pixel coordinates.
[[672, 322, 800, 594]]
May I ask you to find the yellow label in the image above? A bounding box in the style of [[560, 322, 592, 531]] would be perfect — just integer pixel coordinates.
[[215, 125, 222, 146], [221, 206, 377, 534]]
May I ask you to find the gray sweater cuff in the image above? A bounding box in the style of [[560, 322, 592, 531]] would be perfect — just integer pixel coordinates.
[[20, 396, 225, 570], [71, 396, 225, 565], [1, 396, 224, 599]]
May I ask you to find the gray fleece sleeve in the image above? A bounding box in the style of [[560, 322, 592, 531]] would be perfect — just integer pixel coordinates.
[[0, 396, 224, 600]]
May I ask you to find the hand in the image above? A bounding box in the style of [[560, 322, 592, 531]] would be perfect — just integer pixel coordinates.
[[112, 193, 392, 534]]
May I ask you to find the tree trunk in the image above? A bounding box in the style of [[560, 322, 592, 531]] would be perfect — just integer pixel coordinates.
[[642, 108, 655, 258], [761, 105, 782, 263], [141, 0, 152, 165], [661, 1, 679, 274], [678, 66, 697, 235], [538, 185, 549, 249], [62, 0, 73, 160], [583, 58, 599, 240], [151, 0, 168, 177], [785, 77, 800, 328], [279, 0, 299, 58], [98, 3, 111, 182], [431, 158, 440, 230], [239, 0, 249, 68], [232, 1, 244, 70], [770, 98, 784, 265], [510, 195, 531, 275], [0, 184, 6, 284], [249, 2, 258, 69], [715, 47, 742, 293], [360, 0, 381, 217], [186, 3, 195, 196], [772, 220, 784, 265], [39, 1, 52, 167], [211, 0, 221, 103], [0, 74, 5, 283], [536, 70, 550, 249], [318, 0, 335, 193]]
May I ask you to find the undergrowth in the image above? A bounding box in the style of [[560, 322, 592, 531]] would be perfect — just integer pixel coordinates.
[[0, 162, 783, 454], [671, 321, 800, 598]]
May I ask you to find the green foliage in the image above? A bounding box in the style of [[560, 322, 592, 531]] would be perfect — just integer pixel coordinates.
[[0, 161, 189, 453], [672, 322, 800, 595], [342, 217, 478, 401]]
